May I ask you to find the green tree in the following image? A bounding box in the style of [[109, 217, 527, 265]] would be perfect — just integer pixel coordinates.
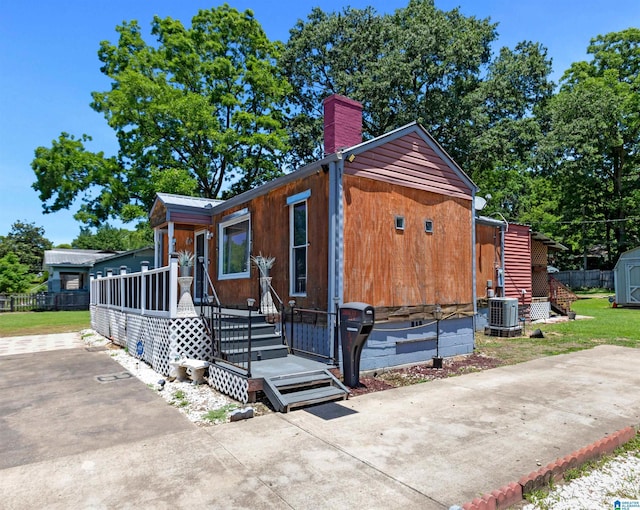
[[0, 221, 53, 273], [0, 253, 30, 293], [543, 28, 640, 266], [30, 134, 121, 225], [32, 5, 291, 226], [280, 5, 389, 163], [72, 224, 153, 251], [468, 41, 554, 188], [280, 0, 553, 188]]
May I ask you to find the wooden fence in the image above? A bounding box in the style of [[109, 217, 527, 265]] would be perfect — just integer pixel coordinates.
[[0, 292, 91, 312], [554, 270, 614, 290]]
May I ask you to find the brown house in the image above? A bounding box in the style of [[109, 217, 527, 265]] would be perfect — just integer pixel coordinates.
[[149, 95, 478, 370], [91, 96, 580, 407]]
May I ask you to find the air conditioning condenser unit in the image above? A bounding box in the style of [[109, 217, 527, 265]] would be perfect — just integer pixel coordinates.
[[488, 298, 519, 328]]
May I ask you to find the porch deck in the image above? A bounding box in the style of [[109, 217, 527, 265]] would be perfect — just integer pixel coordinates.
[[91, 264, 348, 410], [247, 354, 339, 379], [212, 353, 345, 405]]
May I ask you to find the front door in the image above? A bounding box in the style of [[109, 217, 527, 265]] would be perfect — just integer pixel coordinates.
[[194, 230, 208, 303]]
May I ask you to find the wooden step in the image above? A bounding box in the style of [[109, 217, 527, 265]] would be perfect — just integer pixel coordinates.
[[219, 333, 284, 350], [279, 386, 348, 412], [269, 371, 333, 390], [223, 344, 289, 363], [549, 276, 578, 316], [262, 369, 350, 413], [203, 308, 287, 362], [216, 323, 277, 339]]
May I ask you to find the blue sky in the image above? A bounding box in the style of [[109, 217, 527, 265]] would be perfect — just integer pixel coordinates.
[[1, 1, 638, 245]]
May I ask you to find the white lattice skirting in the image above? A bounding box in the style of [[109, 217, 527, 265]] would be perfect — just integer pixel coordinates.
[[530, 301, 550, 321], [90, 306, 211, 377], [208, 365, 249, 404]]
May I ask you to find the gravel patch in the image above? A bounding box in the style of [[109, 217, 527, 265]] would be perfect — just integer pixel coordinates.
[[81, 329, 269, 426], [522, 450, 640, 510]]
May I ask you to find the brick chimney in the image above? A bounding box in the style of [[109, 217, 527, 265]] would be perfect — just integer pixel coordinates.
[[323, 94, 363, 155]]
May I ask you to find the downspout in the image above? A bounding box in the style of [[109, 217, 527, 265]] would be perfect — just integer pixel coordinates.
[[336, 156, 345, 308], [327, 160, 337, 315], [168, 222, 175, 255], [490, 212, 509, 298], [327, 155, 344, 360], [471, 191, 478, 326], [498, 220, 509, 297], [153, 228, 160, 268], [500, 223, 506, 297]]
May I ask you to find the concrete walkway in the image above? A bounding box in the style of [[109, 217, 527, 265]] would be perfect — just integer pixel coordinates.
[[1, 338, 639, 509], [0, 332, 83, 356]]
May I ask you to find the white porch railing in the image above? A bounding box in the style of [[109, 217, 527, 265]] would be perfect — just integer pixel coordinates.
[[90, 254, 179, 318]]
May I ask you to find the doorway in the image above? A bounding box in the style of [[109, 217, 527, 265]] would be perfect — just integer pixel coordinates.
[[194, 230, 208, 303]]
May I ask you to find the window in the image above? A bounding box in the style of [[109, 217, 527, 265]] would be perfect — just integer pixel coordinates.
[[424, 219, 434, 233], [395, 216, 405, 230], [219, 213, 250, 279], [61, 272, 83, 290], [290, 200, 307, 295]]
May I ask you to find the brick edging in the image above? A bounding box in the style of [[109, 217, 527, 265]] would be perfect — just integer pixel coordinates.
[[457, 426, 638, 510]]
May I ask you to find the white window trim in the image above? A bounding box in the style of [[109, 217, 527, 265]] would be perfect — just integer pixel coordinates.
[[424, 219, 434, 233], [218, 212, 251, 280], [289, 198, 308, 297]]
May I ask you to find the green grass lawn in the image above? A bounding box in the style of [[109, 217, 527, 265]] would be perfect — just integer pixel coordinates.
[[0, 311, 90, 338], [1, 295, 638, 367], [476, 295, 640, 365]]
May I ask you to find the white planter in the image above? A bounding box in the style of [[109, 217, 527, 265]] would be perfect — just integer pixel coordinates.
[[177, 276, 197, 317], [259, 276, 278, 316]]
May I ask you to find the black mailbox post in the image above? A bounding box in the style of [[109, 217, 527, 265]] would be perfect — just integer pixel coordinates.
[[339, 302, 375, 387]]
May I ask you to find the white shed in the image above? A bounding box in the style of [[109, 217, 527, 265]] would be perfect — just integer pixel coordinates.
[[614, 246, 640, 307]]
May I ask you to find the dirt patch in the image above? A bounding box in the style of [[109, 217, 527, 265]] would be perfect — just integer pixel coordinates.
[[348, 353, 503, 396]]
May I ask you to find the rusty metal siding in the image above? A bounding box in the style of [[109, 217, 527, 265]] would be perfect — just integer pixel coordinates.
[[344, 132, 473, 201], [504, 224, 532, 305]]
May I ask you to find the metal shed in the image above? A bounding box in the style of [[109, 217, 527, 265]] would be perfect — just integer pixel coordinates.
[[614, 246, 640, 307]]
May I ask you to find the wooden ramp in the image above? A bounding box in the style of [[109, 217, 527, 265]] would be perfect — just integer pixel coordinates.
[[262, 369, 350, 413]]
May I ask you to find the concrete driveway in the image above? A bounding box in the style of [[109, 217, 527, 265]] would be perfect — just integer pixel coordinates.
[[1, 338, 639, 509]]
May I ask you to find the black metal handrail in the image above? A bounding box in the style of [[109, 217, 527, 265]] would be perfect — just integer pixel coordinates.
[[196, 257, 223, 361], [197, 256, 220, 307], [289, 307, 339, 365], [255, 275, 288, 351], [265, 279, 288, 351], [207, 307, 255, 378]]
